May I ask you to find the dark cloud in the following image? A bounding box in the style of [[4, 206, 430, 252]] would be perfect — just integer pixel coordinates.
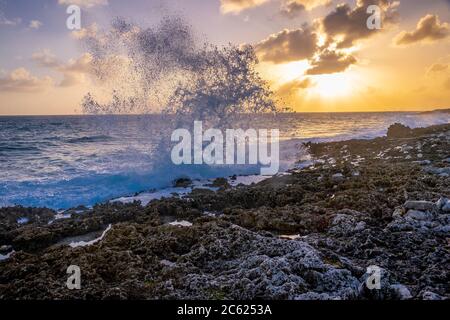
[[395, 14, 450, 46], [280, 0, 331, 18], [277, 77, 314, 97], [427, 63, 448, 74], [255, 26, 318, 63], [306, 50, 357, 75], [321, 0, 399, 48], [280, 1, 305, 18]]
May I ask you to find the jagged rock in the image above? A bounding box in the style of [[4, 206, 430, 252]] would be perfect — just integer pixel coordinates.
[[358, 267, 392, 300], [173, 178, 193, 188], [405, 210, 431, 221], [392, 208, 404, 219], [404, 200, 435, 212], [436, 197, 449, 212], [0, 245, 12, 254], [413, 160, 431, 166], [424, 166, 450, 176], [387, 123, 413, 138], [389, 284, 412, 300], [332, 173, 345, 182], [420, 291, 445, 300], [211, 178, 231, 189]]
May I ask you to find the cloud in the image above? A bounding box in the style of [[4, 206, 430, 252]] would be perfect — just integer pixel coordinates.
[[71, 23, 98, 39], [0, 11, 21, 26], [32, 50, 61, 68], [255, 26, 318, 63], [277, 77, 314, 97], [320, 0, 399, 48], [427, 63, 448, 74], [58, 0, 108, 9], [59, 53, 94, 87], [394, 14, 450, 46], [306, 50, 357, 75], [220, 0, 269, 14], [32, 50, 93, 87], [280, 0, 331, 18], [445, 77, 450, 90], [29, 20, 43, 29], [0, 68, 53, 92]]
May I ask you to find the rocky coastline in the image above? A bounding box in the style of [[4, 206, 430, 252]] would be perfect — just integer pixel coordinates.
[[0, 123, 449, 300]]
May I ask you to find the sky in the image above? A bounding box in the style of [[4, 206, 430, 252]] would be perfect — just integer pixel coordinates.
[[0, 0, 449, 115]]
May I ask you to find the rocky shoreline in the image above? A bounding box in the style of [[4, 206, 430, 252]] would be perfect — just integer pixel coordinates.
[[0, 123, 449, 300]]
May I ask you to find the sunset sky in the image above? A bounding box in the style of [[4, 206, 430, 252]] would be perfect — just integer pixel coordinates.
[[0, 0, 449, 115]]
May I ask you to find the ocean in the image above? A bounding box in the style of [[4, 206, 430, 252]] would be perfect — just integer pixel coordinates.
[[0, 112, 448, 210]]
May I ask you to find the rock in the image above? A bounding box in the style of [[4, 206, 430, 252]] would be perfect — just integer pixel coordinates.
[[329, 212, 366, 234], [160, 260, 176, 268], [358, 267, 392, 300], [405, 210, 431, 221], [211, 178, 231, 189], [421, 291, 444, 300], [389, 284, 412, 300], [443, 203, 450, 213], [436, 197, 450, 212], [392, 208, 404, 219], [404, 200, 435, 212], [0, 245, 12, 254], [424, 166, 450, 176], [173, 178, 192, 188], [354, 222, 366, 231], [413, 160, 431, 166], [387, 123, 413, 138], [332, 173, 345, 182], [436, 197, 449, 211]]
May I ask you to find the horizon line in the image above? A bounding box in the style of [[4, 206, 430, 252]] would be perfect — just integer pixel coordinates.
[[1, 109, 449, 116]]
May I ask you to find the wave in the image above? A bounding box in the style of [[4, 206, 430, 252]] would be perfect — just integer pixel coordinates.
[[65, 135, 114, 144]]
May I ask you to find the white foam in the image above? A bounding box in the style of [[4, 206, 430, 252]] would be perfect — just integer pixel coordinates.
[[113, 179, 219, 206], [69, 224, 112, 248], [280, 234, 301, 240], [0, 251, 14, 261], [228, 175, 270, 187], [168, 220, 193, 227], [17, 217, 29, 225]]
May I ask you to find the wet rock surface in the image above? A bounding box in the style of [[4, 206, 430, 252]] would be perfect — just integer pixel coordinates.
[[0, 124, 449, 300]]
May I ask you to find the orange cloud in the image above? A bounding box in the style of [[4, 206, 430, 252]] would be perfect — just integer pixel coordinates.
[[220, 0, 269, 14], [0, 68, 53, 92], [255, 27, 318, 63], [395, 14, 450, 46]]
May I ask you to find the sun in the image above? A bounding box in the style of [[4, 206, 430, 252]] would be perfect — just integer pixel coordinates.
[[310, 73, 354, 99]]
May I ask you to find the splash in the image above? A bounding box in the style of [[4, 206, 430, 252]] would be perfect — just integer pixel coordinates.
[[81, 15, 280, 125], [80, 15, 283, 185]]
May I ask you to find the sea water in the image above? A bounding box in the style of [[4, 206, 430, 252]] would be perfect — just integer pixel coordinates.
[[0, 112, 448, 209]]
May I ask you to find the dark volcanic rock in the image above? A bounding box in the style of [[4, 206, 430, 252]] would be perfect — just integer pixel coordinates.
[[387, 123, 413, 138]]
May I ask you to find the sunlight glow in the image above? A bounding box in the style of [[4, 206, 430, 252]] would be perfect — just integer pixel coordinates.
[[310, 73, 354, 99]]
